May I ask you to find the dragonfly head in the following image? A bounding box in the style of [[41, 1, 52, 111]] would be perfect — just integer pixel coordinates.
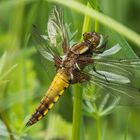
[[83, 32, 108, 53], [83, 32, 100, 47]]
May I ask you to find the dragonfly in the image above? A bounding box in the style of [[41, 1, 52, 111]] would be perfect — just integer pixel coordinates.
[[26, 6, 140, 127]]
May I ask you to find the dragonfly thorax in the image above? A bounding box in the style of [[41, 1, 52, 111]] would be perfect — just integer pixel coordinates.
[[58, 32, 105, 83], [59, 46, 93, 83], [61, 51, 78, 70]]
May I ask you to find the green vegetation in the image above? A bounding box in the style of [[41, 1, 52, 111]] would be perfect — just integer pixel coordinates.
[[0, 0, 140, 140]]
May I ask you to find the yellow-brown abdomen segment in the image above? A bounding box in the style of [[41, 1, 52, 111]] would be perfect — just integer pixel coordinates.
[[26, 70, 69, 126]]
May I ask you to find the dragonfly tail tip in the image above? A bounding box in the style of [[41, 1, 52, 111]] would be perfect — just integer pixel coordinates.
[[25, 121, 32, 127]]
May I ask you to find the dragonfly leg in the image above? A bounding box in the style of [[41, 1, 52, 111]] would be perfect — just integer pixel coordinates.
[[93, 65, 109, 82], [93, 44, 106, 53], [93, 37, 108, 54]]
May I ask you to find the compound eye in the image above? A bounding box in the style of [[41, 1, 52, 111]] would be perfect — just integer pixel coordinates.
[[83, 32, 92, 40], [87, 33, 91, 38]]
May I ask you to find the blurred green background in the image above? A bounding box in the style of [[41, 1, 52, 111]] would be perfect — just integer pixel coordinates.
[[0, 0, 140, 140]]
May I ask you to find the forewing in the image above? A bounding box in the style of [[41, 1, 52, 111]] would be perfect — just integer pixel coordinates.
[[82, 50, 140, 107], [47, 6, 69, 54], [31, 25, 62, 79], [32, 24, 55, 62], [93, 57, 140, 87]]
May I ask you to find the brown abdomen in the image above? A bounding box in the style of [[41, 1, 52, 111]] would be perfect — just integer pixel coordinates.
[[26, 70, 69, 126]]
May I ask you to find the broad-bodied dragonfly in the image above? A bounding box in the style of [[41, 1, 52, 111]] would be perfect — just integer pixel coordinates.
[[26, 7, 140, 126]]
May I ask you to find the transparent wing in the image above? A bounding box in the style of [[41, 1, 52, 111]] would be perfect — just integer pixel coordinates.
[[94, 43, 121, 58], [31, 6, 71, 80], [31, 6, 76, 70], [31, 25, 62, 83], [82, 44, 140, 107], [84, 75, 140, 106], [47, 6, 69, 54], [92, 58, 140, 85], [81, 77, 140, 117], [90, 44, 140, 87], [31, 24, 56, 62]]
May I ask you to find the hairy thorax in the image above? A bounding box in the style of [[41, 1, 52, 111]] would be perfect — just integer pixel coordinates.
[[59, 42, 93, 83]]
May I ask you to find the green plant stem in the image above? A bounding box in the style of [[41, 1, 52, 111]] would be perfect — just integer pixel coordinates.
[[72, 84, 83, 140], [96, 117, 101, 140], [48, 0, 140, 47], [94, 1, 101, 139], [0, 0, 34, 10], [93, 103, 101, 140], [0, 112, 15, 140], [82, 2, 91, 35], [95, 18, 99, 32], [94, 0, 99, 32], [72, 2, 91, 140]]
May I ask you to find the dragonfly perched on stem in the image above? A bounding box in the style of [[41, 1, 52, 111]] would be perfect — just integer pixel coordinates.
[[26, 6, 140, 127]]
